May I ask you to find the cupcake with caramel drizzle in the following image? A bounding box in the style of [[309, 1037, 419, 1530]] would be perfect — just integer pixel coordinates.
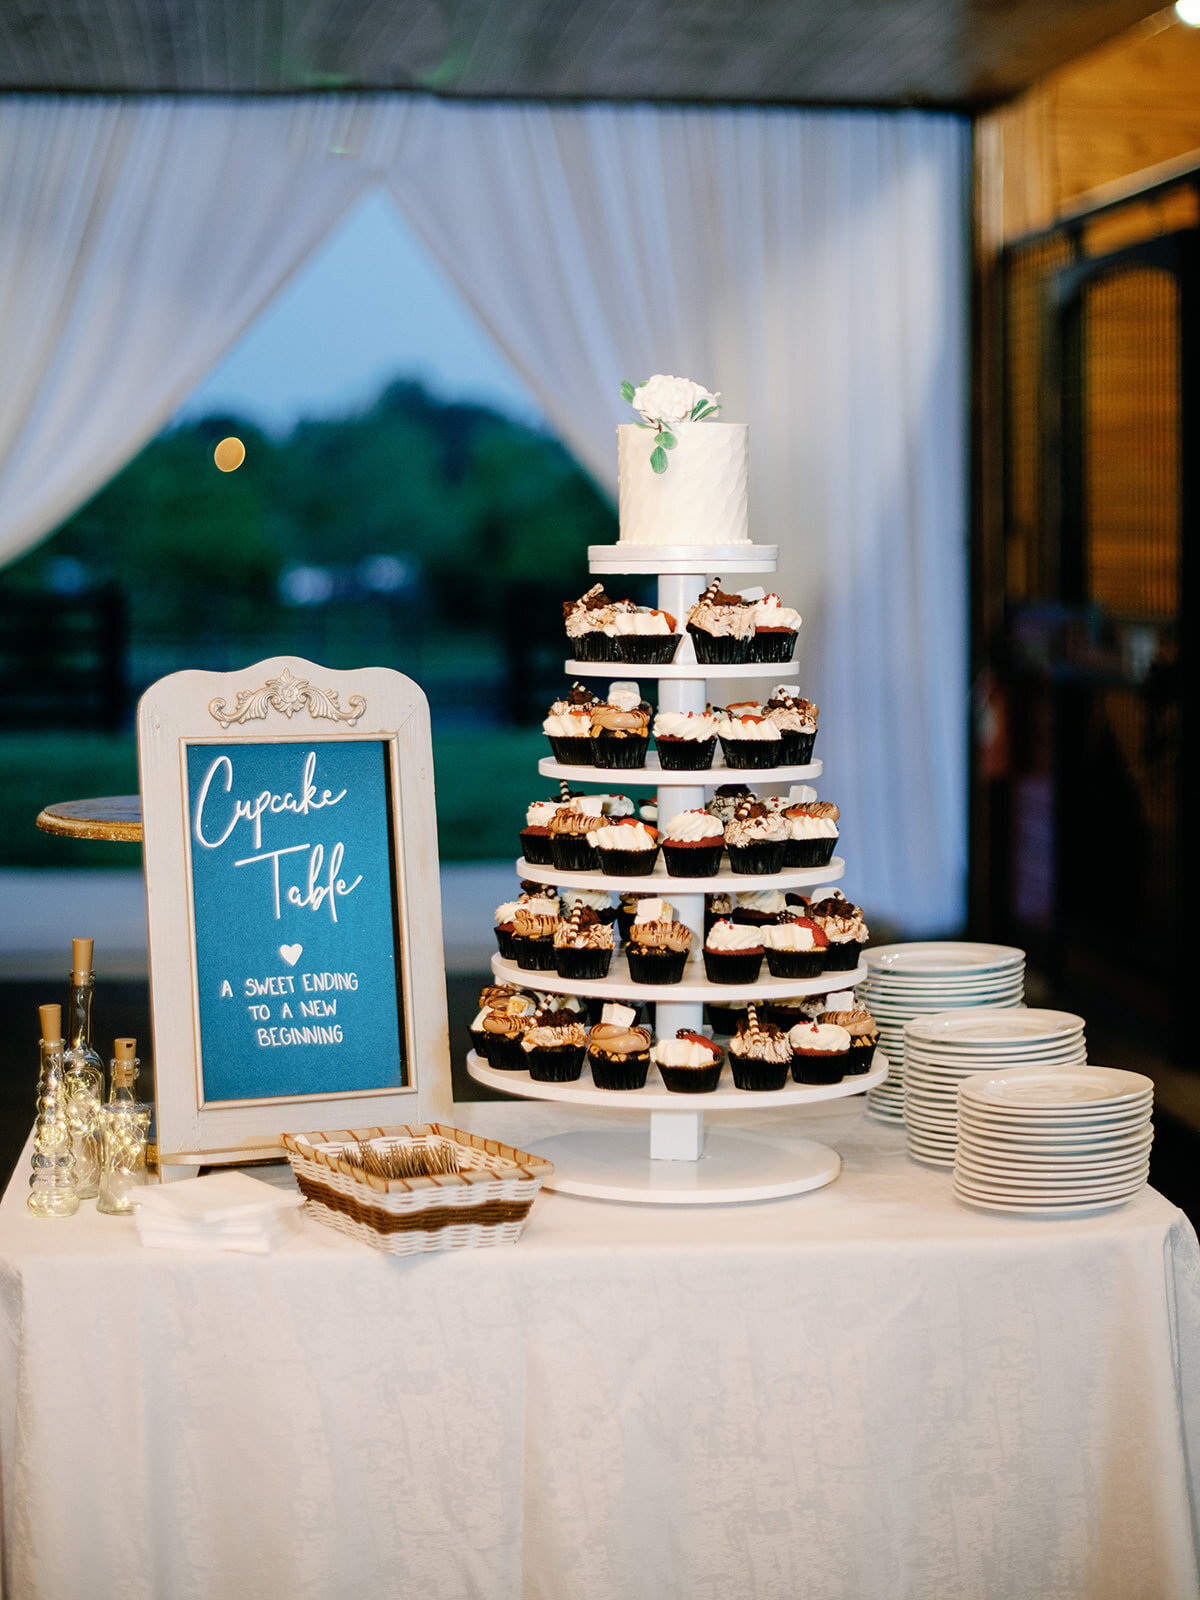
[[553, 901, 615, 981], [549, 796, 605, 873], [686, 579, 755, 664], [624, 897, 693, 985], [589, 683, 652, 770], [819, 1006, 879, 1074], [520, 1004, 590, 1082], [474, 991, 539, 1070], [587, 1003, 653, 1090]]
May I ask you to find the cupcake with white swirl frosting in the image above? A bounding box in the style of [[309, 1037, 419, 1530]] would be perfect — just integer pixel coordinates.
[[716, 712, 783, 771], [653, 709, 719, 771], [703, 918, 764, 985], [661, 810, 725, 878]]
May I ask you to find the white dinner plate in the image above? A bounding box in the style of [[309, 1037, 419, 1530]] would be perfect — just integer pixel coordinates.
[[953, 1169, 1148, 1201], [865, 942, 1025, 975], [952, 1188, 1144, 1217], [956, 1149, 1152, 1180], [959, 1067, 1153, 1112], [905, 1009, 1085, 1045], [955, 1127, 1153, 1157]]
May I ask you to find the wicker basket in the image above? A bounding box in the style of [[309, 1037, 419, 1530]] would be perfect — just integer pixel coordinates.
[[282, 1123, 554, 1256]]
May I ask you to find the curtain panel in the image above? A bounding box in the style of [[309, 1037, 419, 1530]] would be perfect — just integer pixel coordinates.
[[0, 95, 968, 931]]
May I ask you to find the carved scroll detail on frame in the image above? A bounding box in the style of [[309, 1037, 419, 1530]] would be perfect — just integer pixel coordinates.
[[209, 667, 366, 729]]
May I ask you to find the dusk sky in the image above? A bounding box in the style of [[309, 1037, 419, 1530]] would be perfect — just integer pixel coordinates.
[[177, 191, 546, 434]]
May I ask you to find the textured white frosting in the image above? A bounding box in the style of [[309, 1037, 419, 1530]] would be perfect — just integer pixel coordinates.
[[763, 921, 824, 951], [588, 822, 657, 851], [613, 608, 673, 636], [654, 711, 718, 740], [559, 889, 614, 914], [752, 594, 802, 631], [651, 1038, 719, 1069], [735, 889, 788, 913], [788, 813, 839, 839], [663, 810, 724, 843], [618, 421, 749, 545], [788, 1021, 852, 1052], [543, 711, 591, 737], [705, 919, 762, 952], [525, 800, 559, 827], [717, 716, 781, 742]]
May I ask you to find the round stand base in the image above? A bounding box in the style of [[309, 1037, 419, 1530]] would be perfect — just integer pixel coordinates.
[[528, 1128, 842, 1205]]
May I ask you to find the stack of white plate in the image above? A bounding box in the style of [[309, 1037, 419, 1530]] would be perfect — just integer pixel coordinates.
[[902, 1007, 1087, 1166], [858, 943, 1025, 1123], [954, 1067, 1154, 1214]]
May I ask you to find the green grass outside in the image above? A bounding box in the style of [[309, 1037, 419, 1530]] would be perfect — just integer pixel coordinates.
[[0, 727, 548, 869]]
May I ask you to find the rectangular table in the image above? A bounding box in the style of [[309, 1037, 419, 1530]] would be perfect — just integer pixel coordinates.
[[2, 1098, 1198, 1600]]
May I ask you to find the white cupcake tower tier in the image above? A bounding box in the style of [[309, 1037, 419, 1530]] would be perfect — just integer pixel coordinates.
[[467, 542, 861, 1205]]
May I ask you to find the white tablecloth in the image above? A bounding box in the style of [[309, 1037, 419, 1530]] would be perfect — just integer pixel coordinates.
[[2, 1099, 1199, 1600]]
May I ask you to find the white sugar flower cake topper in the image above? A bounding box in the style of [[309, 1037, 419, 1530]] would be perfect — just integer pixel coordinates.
[[620, 375, 722, 474]]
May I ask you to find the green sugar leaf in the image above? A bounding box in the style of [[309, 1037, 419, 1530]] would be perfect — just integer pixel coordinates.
[[660, 430, 677, 450], [620, 380, 636, 403], [650, 444, 668, 474]]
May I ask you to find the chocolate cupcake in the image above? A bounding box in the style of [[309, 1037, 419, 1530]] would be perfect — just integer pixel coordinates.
[[788, 1020, 852, 1085], [724, 801, 788, 876], [520, 799, 560, 866], [784, 802, 840, 868], [520, 1014, 589, 1082], [716, 712, 783, 771], [543, 682, 602, 766], [613, 606, 680, 664], [686, 579, 755, 664], [728, 1006, 792, 1091], [588, 819, 660, 876], [587, 1006, 652, 1090], [730, 888, 790, 930], [564, 584, 630, 662], [703, 918, 764, 984], [762, 916, 830, 979], [808, 891, 869, 973], [589, 685, 652, 769], [553, 903, 614, 980], [549, 800, 605, 873], [747, 592, 802, 663], [652, 1031, 725, 1094], [478, 993, 539, 1069], [511, 904, 559, 972], [625, 899, 693, 985], [653, 710, 719, 771], [661, 809, 725, 877], [765, 687, 818, 766], [820, 1008, 879, 1074], [559, 888, 616, 933]]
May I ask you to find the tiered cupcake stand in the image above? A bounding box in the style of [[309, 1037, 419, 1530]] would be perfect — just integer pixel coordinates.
[[467, 543, 884, 1203]]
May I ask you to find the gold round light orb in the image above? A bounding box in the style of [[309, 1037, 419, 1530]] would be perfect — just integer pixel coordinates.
[[214, 437, 246, 472]]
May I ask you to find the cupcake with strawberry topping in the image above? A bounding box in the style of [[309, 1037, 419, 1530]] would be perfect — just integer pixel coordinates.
[[762, 916, 829, 979], [716, 712, 783, 771], [686, 579, 756, 664], [724, 801, 789, 875], [703, 918, 764, 984], [625, 898, 693, 984], [553, 902, 615, 980], [613, 606, 680, 664], [653, 709, 719, 770], [765, 687, 819, 765], [807, 889, 869, 973], [746, 591, 803, 663], [661, 809, 725, 878], [728, 1005, 792, 1091], [788, 1020, 852, 1084], [588, 817, 660, 876], [589, 683, 652, 769], [563, 584, 631, 662], [652, 1030, 725, 1094], [783, 801, 840, 868]]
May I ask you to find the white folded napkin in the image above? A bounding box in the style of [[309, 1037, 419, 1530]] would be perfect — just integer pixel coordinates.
[[134, 1171, 305, 1253]]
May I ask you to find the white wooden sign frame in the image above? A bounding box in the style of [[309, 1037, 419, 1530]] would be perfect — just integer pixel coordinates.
[[139, 656, 452, 1173]]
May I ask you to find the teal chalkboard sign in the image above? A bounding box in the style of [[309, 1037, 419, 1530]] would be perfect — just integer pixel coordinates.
[[186, 739, 405, 1103], [140, 659, 452, 1171]]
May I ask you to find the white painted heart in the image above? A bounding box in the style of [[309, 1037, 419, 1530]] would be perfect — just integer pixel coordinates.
[[279, 944, 303, 967]]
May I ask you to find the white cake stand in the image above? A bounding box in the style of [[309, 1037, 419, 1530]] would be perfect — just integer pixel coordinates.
[[470, 540, 865, 1204]]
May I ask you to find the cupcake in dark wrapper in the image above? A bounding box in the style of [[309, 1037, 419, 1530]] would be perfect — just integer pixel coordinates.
[[707, 784, 756, 825], [788, 1020, 852, 1085], [819, 1008, 879, 1074], [783, 801, 840, 868], [625, 899, 693, 984], [520, 1013, 589, 1081], [520, 799, 561, 866], [765, 687, 818, 766], [762, 916, 830, 979], [553, 903, 614, 980], [589, 684, 652, 769], [703, 919, 764, 984], [543, 682, 602, 765], [716, 712, 783, 771], [706, 999, 751, 1036], [724, 801, 788, 876], [616, 891, 656, 945], [511, 904, 559, 971], [686, 579, 756, 664], [652, 1031, 725, 1093], [661, 809, 725, 877], [478, 993, 540, 1069], [704, 892, 733, 938], [746, 591, 802, 663], [564, 584, 631, 662], [494, 887, 559, 962], [728, 1005, 792, 1091], [588, 818, 660, 876], [730, 888, 790, 930], [587, 1005, 653, 1090], [549, 799, 606, 873], [559, 888, 616, 933], [808, 890, 869, 973], [653, 710, 719, 770], [613, 606, 680, 664]]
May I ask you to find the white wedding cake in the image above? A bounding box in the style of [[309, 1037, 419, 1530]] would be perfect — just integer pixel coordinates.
[[617, 376, 749, 547]]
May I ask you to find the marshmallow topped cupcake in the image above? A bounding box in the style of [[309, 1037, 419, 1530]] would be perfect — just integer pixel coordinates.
[[625, 898, 693, 985], [762, 916, 829, 979], [590, 683, 652, 769], [653, 709, 719, 771], [549, 797, 606, 873], [661, 809, 725, 878], [587, 1003, 652, 1090]]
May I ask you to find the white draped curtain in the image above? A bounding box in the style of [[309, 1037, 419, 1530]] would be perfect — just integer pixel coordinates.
[[0, 95, 967, 933]]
